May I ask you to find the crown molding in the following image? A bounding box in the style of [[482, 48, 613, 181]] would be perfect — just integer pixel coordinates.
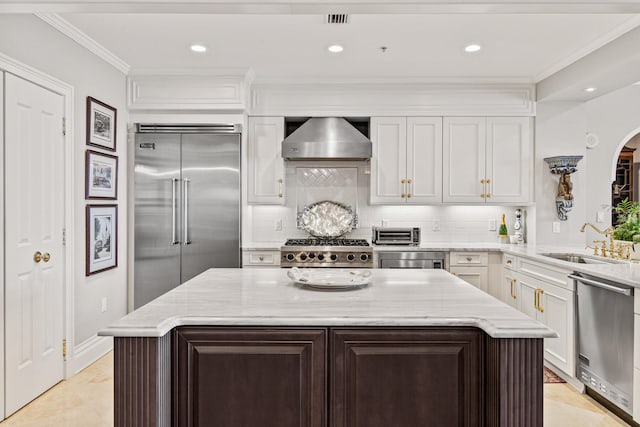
[[35, 13, 130, 75], [534, 14, 640, 83]]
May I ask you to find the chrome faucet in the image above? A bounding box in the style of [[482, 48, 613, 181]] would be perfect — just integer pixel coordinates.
[[580, 223, 616, 258]]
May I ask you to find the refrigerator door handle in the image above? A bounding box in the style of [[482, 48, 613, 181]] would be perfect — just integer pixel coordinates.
[[171, 178, 180, 245], [183, 178, 192, 245]]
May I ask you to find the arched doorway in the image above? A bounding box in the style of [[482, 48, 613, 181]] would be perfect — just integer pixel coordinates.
[[611, 130, 640, 225]]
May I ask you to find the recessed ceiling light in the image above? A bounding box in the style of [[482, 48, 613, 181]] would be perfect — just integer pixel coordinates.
[[584, 87, 597, 93], [328, 44, 344, 53], [190, 44, 207, 53], [464, 44, 482, 53]]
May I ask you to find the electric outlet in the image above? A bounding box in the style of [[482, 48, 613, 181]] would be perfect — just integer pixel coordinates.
[[274, 219, 283, 232], [488, 219, 497, 231], [552, 222, 561, 233], [596, 211, 606, 223], [432, 219, 440, 231], [101, 297, 107, 313]]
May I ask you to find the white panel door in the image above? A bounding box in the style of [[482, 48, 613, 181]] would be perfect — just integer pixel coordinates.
[[450, 266, 488, 292], [4, 73, 65, 416], [502, 272, 519, 308], [443, 117, 486, 203], [406, 117, 442, 204], [370, 117, 407, 204], [518, 277, 540, 321], [486, 117, 531, 203], [247, 117, 285, 204], [540, 284, 574, 376]]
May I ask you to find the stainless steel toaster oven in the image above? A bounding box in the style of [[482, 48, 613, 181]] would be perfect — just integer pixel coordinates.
[[372, 227, 420, 246]]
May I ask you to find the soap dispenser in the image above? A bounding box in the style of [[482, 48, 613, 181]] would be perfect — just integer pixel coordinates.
[[514, 209, 525, 244]]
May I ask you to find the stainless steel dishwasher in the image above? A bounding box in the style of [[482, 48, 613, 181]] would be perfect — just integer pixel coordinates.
[[571, 272, 634, 415], [377, 251, 445, 269]]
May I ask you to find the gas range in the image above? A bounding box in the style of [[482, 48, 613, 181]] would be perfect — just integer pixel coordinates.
[[281, 238, 373, 268]]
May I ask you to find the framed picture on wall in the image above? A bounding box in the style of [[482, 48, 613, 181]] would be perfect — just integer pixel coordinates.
[[86, 96, 117, 151], [85, 150, 118, 199], [86, 204, 118, 276]]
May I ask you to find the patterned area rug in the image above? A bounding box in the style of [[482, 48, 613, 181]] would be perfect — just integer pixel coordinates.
[[544, 367, 566, 384]]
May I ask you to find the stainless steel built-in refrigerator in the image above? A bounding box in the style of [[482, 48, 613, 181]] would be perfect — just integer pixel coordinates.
[[134, 124, 241, 308]]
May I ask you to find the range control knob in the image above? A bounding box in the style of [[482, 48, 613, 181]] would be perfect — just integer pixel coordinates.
[[360, 253, 369, 262], [330, 254, 338, 261], [308, 252, 316, 259], [317, 254, 325, 261], [347, 253, 356, 262], [286, 253, 295, 261], [300, 253, 308, 261]]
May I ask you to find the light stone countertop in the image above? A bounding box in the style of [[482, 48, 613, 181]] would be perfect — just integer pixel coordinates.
[[100, 268, 556, 339], [242, 240, 640, 286]]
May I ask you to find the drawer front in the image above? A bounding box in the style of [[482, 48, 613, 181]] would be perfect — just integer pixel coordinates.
[[518, 258, 571, 290], [242, 250, 280, 267], [449, 252, 488, 267], [503, 254, 517, 271]]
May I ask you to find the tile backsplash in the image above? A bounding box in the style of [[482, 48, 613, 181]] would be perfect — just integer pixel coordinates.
[[244, 164, 526, 245]]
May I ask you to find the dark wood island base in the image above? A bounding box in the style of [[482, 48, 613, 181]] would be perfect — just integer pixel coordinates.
[[114, 327, 542, 427]]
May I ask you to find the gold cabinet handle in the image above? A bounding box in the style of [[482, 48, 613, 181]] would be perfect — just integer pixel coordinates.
[[538, 289, 544, 313], [534, 289, 540, 311], [33, 251, 42, 263], [43, 253, 51, 263], [486, 179, 491, 198], [277, 178, 283, 198], [510, 278, 515, 299]]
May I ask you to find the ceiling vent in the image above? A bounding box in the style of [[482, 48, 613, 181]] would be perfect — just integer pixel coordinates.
[[326, 14, 349, 24]]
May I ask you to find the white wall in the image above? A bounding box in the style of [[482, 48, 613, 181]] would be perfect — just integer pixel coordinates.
[[244, 162, 527, 246], [0, 14, 128, 369], [535, 84, 640, 246], [534, 101, 588, 246]]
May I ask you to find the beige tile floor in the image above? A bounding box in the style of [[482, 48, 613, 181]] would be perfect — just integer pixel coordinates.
[[0, 352, 630, 426]]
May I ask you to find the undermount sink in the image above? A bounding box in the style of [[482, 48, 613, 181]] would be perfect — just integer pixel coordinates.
[[539, 253, 623, 264]]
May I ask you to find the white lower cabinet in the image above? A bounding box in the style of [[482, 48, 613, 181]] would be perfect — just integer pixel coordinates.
[[449, 251, 488, 292], [501, 270, 519, 309], [242, 250, 281, 268], [450, 266, 488, 292], [502, 254, 574, 377]]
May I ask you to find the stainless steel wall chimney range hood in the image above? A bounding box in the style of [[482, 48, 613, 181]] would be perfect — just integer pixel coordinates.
[[282, 117, 372, 160]]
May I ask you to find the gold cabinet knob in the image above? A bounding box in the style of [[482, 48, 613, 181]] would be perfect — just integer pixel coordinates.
[[486, 179, 491, 183], [401, 179, 406, 184], [486, 193, 491, 198], [407, 179, 412, 184], [43, 253, 51, 263], [33, 251, 42, 263], [407, 194, 412, 198], [480, 194, 485, 198], [480, 179, 486, 184], [401, 193, 406, 198]]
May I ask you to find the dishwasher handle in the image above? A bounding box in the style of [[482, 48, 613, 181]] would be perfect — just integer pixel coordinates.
[[569, 274, 632, 296]]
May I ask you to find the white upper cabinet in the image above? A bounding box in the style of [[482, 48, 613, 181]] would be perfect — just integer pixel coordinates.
[[443, 117, 531, 204], [443, 117, 486, 203], [486, 117, 530, 203], [247, 117, 285, 204], [407, 117, 443, 204], [370, 117, 442, 204]]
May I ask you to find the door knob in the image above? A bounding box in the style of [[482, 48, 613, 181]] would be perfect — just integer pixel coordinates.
[[43, 253, 51, 263], [33, 251, 42, 263]]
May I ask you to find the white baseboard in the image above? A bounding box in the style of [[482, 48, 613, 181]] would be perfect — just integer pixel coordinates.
[[64, 335, 113, 379], [545, 360, 585, 393]]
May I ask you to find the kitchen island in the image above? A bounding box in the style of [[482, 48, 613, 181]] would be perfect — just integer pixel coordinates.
[[101, 268, 555, 427]]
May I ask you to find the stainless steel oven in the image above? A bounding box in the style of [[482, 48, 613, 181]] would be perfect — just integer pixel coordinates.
[[377, 251, 445, 269]]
